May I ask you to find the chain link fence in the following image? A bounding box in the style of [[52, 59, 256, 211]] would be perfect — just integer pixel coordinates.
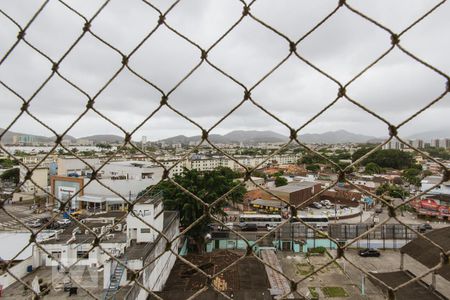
[[0, 0, 449, 299]]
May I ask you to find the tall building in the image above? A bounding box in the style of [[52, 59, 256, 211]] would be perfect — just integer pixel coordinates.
[[410, 139, 424, 149], [382, 138, 406, 150], [431, 139, 440, 148], [445, 138, 450, 149], [141, 135, 147, 150]]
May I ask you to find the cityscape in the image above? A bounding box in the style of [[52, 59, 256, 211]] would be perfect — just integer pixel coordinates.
[[0, 1, 449, 300]]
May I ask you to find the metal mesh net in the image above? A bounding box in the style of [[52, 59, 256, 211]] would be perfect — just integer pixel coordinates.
[[0, 0, 449, 299]]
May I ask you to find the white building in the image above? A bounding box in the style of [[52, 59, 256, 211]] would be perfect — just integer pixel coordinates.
[[383, 138, 406, 150], [421, 175, 450, 196], [18, 164, 49, 194], [52, 160, 164, 211], [57, 157, 101, 177], [32, 195, 180, 299]]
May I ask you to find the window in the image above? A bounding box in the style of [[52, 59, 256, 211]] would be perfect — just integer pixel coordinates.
[[141, 172, 153, 179], [140, 228, 151, 233], [109, 204, 122, 211], [77, 251, 89, 259], [51, 251, 61, 260]]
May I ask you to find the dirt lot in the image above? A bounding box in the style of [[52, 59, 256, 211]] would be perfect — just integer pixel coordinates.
[[278, 252, 376, 299]]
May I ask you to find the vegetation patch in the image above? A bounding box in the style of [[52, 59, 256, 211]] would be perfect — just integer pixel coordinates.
[[321, 286, 348, 297], [308, 246, 326, 255], [308, 287, 319, 299], [295, 263, 314, 276]]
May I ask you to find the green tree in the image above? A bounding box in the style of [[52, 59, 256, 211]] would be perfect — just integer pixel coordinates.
[[364, 162, 383, 175], [352, 146, 375, 162], [151, 167, 246, 252], [358, 149, 414, 170], [402, 168, 421, 186], [300, 153, 326, 164], [424, 147, 450, 160], [273, 171, 284, 177], [376, 183, 409, 199], [274, 176, 288, 187], [0, 158, 17, 169], [251, 170, 267, 180], [306, 164, 320, 172], [0, 168, 19, 184], [96, 143, 112, 149]]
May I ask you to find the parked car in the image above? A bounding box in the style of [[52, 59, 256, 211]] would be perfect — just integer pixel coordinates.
[[218, 222, 234, 231], [320, 200, 332, 206], [418, 223, 433, 233], [266, 224, 275, 231], [39, 217, 51, 224], [25, 220, 43, 228], [241, 223, 258, 231], [358, 248, 381, 257], [57, 219, 72, 226], [46, 221, 60, 230], [312, 202, 323, 209]]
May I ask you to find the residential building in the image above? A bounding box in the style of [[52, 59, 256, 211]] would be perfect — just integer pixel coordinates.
[[30, 195, 180, 299], [410, 139, 424, 149]]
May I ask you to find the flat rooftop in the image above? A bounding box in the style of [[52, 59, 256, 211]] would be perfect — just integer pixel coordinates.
[[151, 250, 272, 300], [401, 226, 450, 281], [2, 266, 104, 299], [270, 182, 317, 193], [370, 270, 447, 300], [41, 222, 127, 245]]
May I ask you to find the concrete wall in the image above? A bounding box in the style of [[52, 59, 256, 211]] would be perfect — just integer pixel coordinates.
[[37, 243, 126, 268], [19, 165, 49, 193], [126, 216, 180, 300], [0, 256, 33, 289], [127, 203, 163, 243]]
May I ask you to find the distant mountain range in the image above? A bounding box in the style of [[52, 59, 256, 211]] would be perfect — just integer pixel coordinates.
[[159, 130, 380, 145], [0, 128, 123, 144], [159, 129, 450, 145], [2, 128, 450, 146], [160, 130, 287, 145]]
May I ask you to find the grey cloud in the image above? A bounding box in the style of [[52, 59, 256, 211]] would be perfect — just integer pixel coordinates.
[[0, 0, 449, 141]]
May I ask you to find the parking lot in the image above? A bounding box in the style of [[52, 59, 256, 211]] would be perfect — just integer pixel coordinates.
[[0, 202, 61, 231]]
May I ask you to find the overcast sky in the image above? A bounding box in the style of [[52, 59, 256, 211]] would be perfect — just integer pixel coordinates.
[[0, 0, 449, 141]]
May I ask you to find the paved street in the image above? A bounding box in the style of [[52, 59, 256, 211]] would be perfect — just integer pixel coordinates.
[[0, 203, 50, 230]]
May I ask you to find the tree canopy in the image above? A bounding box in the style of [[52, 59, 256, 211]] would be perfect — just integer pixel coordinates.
[[306, 164, 321, 172], [353, 148, 415, 170], [402, 167, 423, 187], [0, 168, 19, 184], [274, 176, 288, 187], [376, 183, 409, 199], [0, 158, 17, 169], [364, 162, 383, 175], [424, 147, 450, 160], [150, 167, 246, 252]]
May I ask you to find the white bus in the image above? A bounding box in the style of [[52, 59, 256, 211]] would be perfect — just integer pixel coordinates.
[[239, 214, 282, 228]]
